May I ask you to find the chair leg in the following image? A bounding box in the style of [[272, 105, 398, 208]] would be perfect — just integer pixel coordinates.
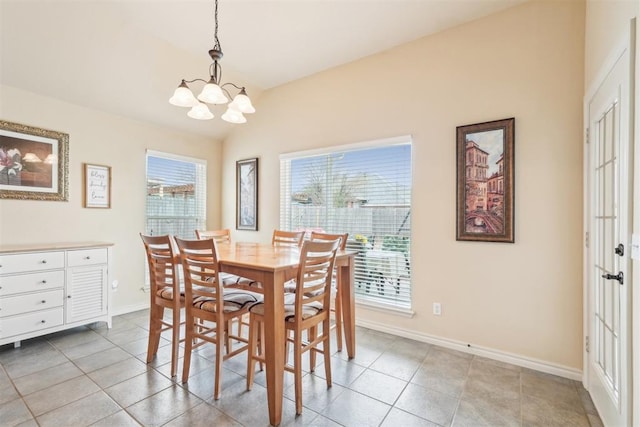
[[294, 328, 303, 415], [225, 320, 232, 355], [214, 321, 224, 400], [309, 326, 317, 372], [246, 314, 259, 391], [323, 319, 332, 388], [170, 307, 180, 377], [146, 305, 163, 363], [334, 291, 343, 352], [181, 316, 194, 383]]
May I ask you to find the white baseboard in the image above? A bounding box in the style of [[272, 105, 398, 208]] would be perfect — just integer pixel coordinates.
[[112, 302, 148, 317], [356, 318, 583, 381]]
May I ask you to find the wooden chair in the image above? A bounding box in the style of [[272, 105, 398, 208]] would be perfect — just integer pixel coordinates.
[[175, 237, 262, 399], [310, 232, 348, 352], [140, 234, 184, 378], [195, 229, 231, 244], [272, 229, 305, 247], [246, 239, 340, 415]]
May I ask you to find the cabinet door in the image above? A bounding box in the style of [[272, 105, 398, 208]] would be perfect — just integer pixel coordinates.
[[66, 266, 107, 324]]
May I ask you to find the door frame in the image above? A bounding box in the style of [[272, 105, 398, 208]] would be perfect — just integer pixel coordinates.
[[582, 17, 636, 424]]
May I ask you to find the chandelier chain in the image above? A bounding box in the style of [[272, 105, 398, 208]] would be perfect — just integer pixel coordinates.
[[213, 0, 221, 52]]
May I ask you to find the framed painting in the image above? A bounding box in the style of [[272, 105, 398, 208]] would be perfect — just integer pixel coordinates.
[[83, 163, 111, 208], [456, 117, 515, 243], [236, 157, 258, 231], [0, 120, 69, 201]]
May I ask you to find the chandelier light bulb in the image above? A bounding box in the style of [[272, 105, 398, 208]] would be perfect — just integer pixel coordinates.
[[221, 107, 246, 124], [230, 89, 256, 113], [169, 81, 199, 107], [187, 102, 214, 120], [198, 80, 229, 104]]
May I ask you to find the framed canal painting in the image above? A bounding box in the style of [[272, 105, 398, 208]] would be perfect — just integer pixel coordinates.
[[456, 118, 514, 243], [0, 120, 69, 201]]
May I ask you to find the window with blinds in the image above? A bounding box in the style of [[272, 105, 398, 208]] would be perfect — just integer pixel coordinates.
[[145, 150, 207, 239], [280, 136, 412, 310]]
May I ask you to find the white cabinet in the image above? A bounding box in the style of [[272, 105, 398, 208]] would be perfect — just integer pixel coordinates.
[[0, 243, 112, 347]]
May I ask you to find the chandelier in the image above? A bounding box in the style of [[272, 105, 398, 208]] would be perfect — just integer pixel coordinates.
[[169, 0, 255, 124]]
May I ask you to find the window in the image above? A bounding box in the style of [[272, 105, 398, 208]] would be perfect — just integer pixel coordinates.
[[145, 150, 206, 239], [280, 136, 412, 310]]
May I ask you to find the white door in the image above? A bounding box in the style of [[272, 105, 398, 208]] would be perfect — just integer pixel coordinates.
[[586, 37, 633, 427]]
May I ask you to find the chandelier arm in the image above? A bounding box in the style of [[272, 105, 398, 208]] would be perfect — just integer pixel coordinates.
[[182, 78, 209, 84], [221, 82, 245, 91]]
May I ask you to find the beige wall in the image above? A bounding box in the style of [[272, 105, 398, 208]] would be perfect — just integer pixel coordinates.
[[0, 85, 222, 313], [222, 1, 586, 369]]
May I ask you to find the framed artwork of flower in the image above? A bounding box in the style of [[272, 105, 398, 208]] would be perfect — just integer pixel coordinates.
[[0, 120, 69, 201]]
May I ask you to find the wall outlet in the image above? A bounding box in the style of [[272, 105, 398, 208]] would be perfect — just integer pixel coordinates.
[[433, 302, 442, 316]]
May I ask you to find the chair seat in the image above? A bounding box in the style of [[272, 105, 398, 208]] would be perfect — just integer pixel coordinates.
[[221, 273, 263, 289], [156, 286, 185, 301], [192, 289, 262, 313], [249, 294, 324, 322]]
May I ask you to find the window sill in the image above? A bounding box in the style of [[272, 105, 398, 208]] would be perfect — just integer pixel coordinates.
[[355, 299, 415, 318]]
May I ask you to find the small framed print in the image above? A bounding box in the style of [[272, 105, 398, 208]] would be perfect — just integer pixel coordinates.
[[236, 158, 258, 230], [83, 163, 111, 208]]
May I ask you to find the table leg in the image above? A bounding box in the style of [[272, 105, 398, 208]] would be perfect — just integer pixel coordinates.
[[263, 271, 285, 426], [339, 256, 356, 359]]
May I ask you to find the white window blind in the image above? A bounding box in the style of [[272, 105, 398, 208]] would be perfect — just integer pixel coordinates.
[[280, 136, 412, 309], [145, 150, 206, 239]]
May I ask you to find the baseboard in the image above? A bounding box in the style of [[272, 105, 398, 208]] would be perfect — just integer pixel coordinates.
[[111, 302, 148, 317], [356, 318, 583, 381]]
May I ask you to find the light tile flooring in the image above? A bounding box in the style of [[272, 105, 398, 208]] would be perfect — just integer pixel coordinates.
[[1, 310, 603, 427]]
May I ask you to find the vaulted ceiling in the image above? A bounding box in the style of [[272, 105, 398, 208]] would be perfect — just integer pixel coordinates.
[[1, 0, 525, 140]]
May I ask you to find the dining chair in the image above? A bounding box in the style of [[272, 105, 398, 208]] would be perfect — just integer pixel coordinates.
[[310, 232, 348, 352], [195, 228, 231, 244], [140, 234, 184, 378], [246, 239, 340, 415], [272, 229, 305, 247], [174, 237, 262, 400]]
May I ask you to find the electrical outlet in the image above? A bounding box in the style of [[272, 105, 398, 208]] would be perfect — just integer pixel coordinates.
[[433, 302, 441, 316]]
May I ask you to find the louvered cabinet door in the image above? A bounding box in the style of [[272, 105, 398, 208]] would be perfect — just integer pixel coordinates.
[[66, 265, 107, 324]]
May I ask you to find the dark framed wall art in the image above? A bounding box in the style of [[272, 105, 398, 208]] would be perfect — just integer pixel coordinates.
[[456, 117, 515, 243], [236, 157, 258, 231]]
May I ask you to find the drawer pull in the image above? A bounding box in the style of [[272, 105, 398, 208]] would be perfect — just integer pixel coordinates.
[[84, 256, 91, 260], [41, 300, 46, 304], [41, 280, 47, 284], [41, 260, 47, 264], [41, 320, 46, 324], [67, 295, 72, 299]]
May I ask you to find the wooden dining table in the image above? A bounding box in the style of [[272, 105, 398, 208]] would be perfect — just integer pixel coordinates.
[[215, 242, 356, 426]]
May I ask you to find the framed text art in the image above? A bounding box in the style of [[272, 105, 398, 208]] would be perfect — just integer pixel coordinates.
[[456, 118, 515, 243], [0, 120, 69, 201], [236, 157, 258, 231], [84, 163, 111, 208]]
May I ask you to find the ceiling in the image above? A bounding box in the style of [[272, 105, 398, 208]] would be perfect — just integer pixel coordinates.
[[1, 0, 525, 141]]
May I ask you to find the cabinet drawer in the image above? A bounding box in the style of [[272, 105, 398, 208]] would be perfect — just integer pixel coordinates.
[[67, 249, 108, 267], [0, 271, 65, 297], [0, 289, 64, 318], [0, 252, 65, 275], [0, 308, 64, 339]]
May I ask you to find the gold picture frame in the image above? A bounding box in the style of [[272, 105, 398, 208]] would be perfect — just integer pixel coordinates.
[[456, 118, 515, 243], [0, 120, 69, 201]]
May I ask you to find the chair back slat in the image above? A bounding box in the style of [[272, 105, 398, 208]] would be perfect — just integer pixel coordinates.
[[196, 229, 231, 244], [310, 232, 349, 251], [273, 230, 305, 247]]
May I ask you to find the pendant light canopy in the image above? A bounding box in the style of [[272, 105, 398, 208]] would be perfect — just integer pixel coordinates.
[[169, 0, 255, 124]]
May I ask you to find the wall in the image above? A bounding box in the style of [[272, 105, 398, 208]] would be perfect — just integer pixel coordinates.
[[222, 1, 586, 371], [0, 85, 222, 313]]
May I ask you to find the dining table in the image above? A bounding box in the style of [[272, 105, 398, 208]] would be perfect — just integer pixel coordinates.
[[215, 242, 357, 426]]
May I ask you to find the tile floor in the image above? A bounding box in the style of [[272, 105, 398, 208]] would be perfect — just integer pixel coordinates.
[[1, 310, 603, 427]]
